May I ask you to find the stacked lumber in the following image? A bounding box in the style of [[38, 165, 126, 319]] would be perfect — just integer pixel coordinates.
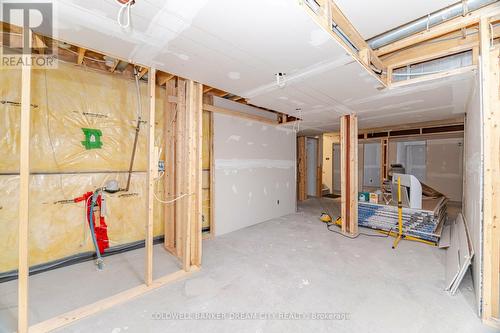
[[358, 197, 448, 243]]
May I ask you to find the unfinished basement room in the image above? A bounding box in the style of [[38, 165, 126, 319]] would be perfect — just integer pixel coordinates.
[[1, 0, 500, 332]]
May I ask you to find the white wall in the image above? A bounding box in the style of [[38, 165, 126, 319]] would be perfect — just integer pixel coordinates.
[[463, 73, 482, 314], [213, 104, 296, 236]]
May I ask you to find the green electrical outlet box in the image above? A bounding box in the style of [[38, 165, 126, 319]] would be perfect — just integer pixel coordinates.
[[81, 128, 103, 150]]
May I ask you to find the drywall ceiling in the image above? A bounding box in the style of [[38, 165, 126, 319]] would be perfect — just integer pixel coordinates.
[[335, 0, 459, 39], [52, 0, 474, 134]]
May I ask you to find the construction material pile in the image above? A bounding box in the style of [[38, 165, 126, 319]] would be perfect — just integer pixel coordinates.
[[358, 197, 447, 244]]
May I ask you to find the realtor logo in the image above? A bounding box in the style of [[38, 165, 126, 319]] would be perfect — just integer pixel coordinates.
[[1, 1, 57, 68]]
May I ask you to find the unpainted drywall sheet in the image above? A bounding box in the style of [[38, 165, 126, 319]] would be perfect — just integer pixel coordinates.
[[463, 73, 482, 314], [426, 138, 463, 202], [322, 135, 334, 193], [213, 110, 296, 236]]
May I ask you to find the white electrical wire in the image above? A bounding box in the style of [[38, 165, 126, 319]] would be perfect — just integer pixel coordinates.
[[153, 171, 194, 204], [117, 0, 133, 29]]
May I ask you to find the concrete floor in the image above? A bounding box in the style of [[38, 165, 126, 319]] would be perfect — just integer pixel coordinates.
[[1, 198, 496, 333]]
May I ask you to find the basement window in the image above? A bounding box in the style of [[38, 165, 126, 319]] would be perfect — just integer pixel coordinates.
[[392, 50, 472, 82]]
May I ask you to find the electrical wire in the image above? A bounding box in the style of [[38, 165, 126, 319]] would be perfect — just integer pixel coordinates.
[[152, 171, 194, 204], [117, 0, 133, 29]]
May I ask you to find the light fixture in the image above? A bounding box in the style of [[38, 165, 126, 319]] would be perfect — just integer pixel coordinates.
[[275, 72, 286, 88]]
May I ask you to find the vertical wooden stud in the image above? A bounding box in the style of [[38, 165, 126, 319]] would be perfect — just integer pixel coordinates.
[[145, 68, 156, 286], [297, 136, 307, 201], [175, 79, 187, 260], [480, 15, 500, 325], [164, 79, 176, 253], [18, 54, 32, 333]]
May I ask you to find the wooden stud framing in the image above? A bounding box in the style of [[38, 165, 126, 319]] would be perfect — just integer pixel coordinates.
[[77, 47, 86, 65], [175, 79, 187, 260], [164, 79, 177, 254], [340, 114, 358, 235], [297, 136, 307, 201], [29, 268, 199, 333], [18, 54, 31, 333], [316, 136, 323, 197], [185, 81, 203, 268], [303, 0, 386, 83], [138, 67, 148, 80], [145, 68, 156, 286], [374, 3, 500, 57], [380, 138, 388, 188], [480, 15, 500, 327], [202, 104, 278, 125]]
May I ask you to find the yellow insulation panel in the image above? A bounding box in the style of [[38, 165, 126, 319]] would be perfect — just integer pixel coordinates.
[[0, 63, 165, 173], [0, 63, 168, 272], [0, 173, 165, 272]]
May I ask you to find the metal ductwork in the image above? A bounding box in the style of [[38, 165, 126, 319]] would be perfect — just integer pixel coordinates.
[[368, 0, 498, 50]]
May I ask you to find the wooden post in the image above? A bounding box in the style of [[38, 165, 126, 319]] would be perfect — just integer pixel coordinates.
[[164, 79, 176, 253], [175, 79, 186, 260], [18, 54, 32, 333], [480, 16, 500, 325], [380, 138, 388, 188], [297, 136, 307, 201], [189, 81, 203, 267], [340, 114, 358, 235], [316, 136, 323, 197], [145, 68, 156, 286]]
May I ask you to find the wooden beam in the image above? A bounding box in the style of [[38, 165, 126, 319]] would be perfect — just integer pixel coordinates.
[[158, 73, 175, 86], [145, 68, 156, 286], [29, 268, 199, 333], [77, 47, 86, 65], [480, 15, 500, 325], [164, 79, 177, 254], [203, 86, 214, 93], [297, 136, 307, 201], [138, 67, 148, 79], [340, 114, 358, 235], [374, 3, 500, 56], [328, 0, 385, 70], [303, 0, 386, 83], [382, 28, 481, 69], [110, 59, 119, 73], [18, 52, 31, 333], [359, 117, 465, 134], [202, 104, 278, 125]]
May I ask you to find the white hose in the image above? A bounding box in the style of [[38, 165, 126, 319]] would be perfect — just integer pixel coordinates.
[[117, 0, 133, 29]]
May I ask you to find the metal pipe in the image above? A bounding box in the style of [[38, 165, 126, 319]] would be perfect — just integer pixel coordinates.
[[368, 0, 498, 50]]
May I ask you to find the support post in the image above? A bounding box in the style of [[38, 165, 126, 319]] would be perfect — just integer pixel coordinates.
[[297, 136, 307, 201], [188, 81, 203, 267], [340, 114, 358, 235], [480, 16, 500, 325], [145, 68, 156, 286], [175, 79, 187, 260], [18, 54, 32, 333], [164, 79, 177, 253]]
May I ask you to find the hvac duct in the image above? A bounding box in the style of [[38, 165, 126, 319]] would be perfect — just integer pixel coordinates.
[[368, 0, 498, 50]]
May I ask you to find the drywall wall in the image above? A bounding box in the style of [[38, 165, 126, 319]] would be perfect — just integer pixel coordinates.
[[426, 138, 463, 202], [387, 137, 463, 201], [306, 138, 318, 196], [463, 73, 482, 314], [0, 63, 166, 272], [213, 103, 296, 236]]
